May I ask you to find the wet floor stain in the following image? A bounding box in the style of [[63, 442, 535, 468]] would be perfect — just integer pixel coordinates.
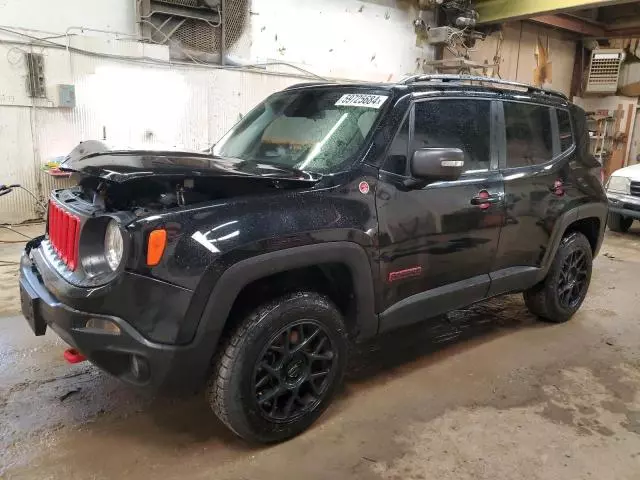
[[372, 363, 640, 480], [541, 401, 575, 426], [622, 411, 640, 435]]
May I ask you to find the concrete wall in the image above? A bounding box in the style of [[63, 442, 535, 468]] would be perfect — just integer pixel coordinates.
[[0, 0, 138, 35], [247, 0, 429, 82], [0, 0, 430, 82]]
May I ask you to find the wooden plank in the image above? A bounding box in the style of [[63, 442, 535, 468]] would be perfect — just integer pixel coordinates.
[[614, 104, 624, 136], [529, 14, 605, 36], [609, 149, 625, 178], [624, 103, 634, 139], [622, 103, 635, 167]]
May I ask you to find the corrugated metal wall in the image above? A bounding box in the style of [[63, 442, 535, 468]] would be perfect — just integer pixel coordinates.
[[0, 52, 302, 224], [1, 108, 41, 222]]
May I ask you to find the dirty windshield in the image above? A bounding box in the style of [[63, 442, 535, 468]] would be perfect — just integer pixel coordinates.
[[212, 89, 389, 173]]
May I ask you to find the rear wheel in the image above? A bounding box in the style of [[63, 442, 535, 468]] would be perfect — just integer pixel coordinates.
[[608, 213, 633, 233], [207, 292, 347, 443], [524, 232, 592, 323]]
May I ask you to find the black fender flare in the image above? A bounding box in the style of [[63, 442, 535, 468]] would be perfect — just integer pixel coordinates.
[[537, 202, 608, 281], [192, 241, 378, 353]]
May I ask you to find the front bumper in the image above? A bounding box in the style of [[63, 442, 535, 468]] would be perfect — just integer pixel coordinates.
[[19, 250, 214, 391], [607, 192, 640, 220]]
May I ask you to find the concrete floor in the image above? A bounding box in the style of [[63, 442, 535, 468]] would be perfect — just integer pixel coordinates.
[[2, 224, 640, 479]]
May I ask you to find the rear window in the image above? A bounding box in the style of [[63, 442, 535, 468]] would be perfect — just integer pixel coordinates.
[[504, 102, 554, 168], [557, 109, 574, 152]]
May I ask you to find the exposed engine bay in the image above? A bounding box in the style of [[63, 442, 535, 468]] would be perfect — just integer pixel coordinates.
[[72, 174, 296, 215], [60, 140, 321, 216]]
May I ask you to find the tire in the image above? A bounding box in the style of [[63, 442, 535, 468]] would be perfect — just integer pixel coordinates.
[[207, 291, 348, 443], [523, 232, 592, 323], [608, 212, 633, 233]]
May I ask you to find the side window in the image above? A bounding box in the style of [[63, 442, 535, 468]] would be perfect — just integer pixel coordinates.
[[384, 115, 410, 175], [504, 102, 553, 168], [413, 100, 491, 173], [557, 109, 573, 152]]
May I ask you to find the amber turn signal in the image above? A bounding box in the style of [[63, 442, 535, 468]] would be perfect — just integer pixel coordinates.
[[147, 229, 167, 266]]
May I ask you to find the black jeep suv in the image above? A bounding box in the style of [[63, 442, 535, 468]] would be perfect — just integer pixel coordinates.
[[20, 75, 607, 443]]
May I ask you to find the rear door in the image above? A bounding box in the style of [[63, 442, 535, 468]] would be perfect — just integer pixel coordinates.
[[489, 100, 576, 295], [376, 97, 505, 331]]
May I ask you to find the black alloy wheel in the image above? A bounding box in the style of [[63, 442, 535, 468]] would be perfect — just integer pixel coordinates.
[[253, 321, 337, 422], [208, 292, 347, 443], [557, 250, 589, 309], [523, 231, 593, 323]]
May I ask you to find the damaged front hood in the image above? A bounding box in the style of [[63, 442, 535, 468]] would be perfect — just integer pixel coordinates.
[[61, 140, 321, 184]]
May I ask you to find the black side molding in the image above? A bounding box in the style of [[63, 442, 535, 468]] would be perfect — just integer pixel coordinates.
[[378, 274, 490, 333], [487, 266, 540, 298]]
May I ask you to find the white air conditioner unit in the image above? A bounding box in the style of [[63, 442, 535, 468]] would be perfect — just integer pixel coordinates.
[[585, 49, 625, 94]]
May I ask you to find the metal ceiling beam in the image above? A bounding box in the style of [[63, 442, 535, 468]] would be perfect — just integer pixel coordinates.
[[476, 0, 640, 25], [530, 14, 606, 36]]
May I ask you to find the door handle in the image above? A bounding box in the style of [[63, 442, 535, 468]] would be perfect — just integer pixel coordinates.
[[471, 190, 500, 209]]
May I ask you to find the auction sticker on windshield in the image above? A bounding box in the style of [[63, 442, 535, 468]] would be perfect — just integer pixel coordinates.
[[335, 94, 388, 109]]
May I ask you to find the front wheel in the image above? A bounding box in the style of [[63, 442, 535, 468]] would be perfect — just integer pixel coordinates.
[[608, 212, 633, 233], [207, 292, 348, 443], [524, 232, 593, 323]]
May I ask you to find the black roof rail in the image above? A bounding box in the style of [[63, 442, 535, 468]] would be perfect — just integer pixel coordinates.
[[400, 74, 568, 101]]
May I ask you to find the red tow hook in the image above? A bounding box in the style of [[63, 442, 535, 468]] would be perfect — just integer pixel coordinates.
[[63, 348, 87, 364]]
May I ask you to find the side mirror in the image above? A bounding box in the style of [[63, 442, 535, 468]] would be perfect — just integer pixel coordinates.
[[410, 148, 465, 183]]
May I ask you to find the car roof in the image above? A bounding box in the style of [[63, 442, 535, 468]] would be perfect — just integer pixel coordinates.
[[285, 74, 570, 107]]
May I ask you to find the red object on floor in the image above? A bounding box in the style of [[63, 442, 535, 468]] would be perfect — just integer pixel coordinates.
[[64, 348, 86, 364]]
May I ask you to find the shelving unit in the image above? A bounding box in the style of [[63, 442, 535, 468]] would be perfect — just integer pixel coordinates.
[[587, 113, 614, 166], [586, 104, 631, 181]]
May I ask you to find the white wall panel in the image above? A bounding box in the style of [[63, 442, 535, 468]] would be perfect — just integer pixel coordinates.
[[0, 53, 303, 223], [0, 108, 38, 223]]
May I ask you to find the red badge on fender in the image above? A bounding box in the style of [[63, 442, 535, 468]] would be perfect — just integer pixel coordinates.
[[359, 181, 370, 194]]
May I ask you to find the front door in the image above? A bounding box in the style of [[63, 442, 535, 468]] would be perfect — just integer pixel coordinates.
[[376, 97, 504, 331]]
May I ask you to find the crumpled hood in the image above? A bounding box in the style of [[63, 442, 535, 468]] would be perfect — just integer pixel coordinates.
[[61, 140, 321, 184]]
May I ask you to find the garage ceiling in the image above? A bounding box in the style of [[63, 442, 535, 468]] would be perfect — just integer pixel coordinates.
[[476, 0, 640, 25]]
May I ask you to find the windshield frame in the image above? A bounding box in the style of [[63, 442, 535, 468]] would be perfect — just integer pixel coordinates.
[[212, 86, 394, 175]]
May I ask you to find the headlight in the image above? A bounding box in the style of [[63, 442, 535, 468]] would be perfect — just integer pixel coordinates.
[[607, 176, 630, 194], [104, 220, 124, 271]]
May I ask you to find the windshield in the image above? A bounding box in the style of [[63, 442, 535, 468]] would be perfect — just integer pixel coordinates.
[[212, 89, 389, 173]]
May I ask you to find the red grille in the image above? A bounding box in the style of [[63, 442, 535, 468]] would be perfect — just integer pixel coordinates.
[[48, 201, 80, 271]]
